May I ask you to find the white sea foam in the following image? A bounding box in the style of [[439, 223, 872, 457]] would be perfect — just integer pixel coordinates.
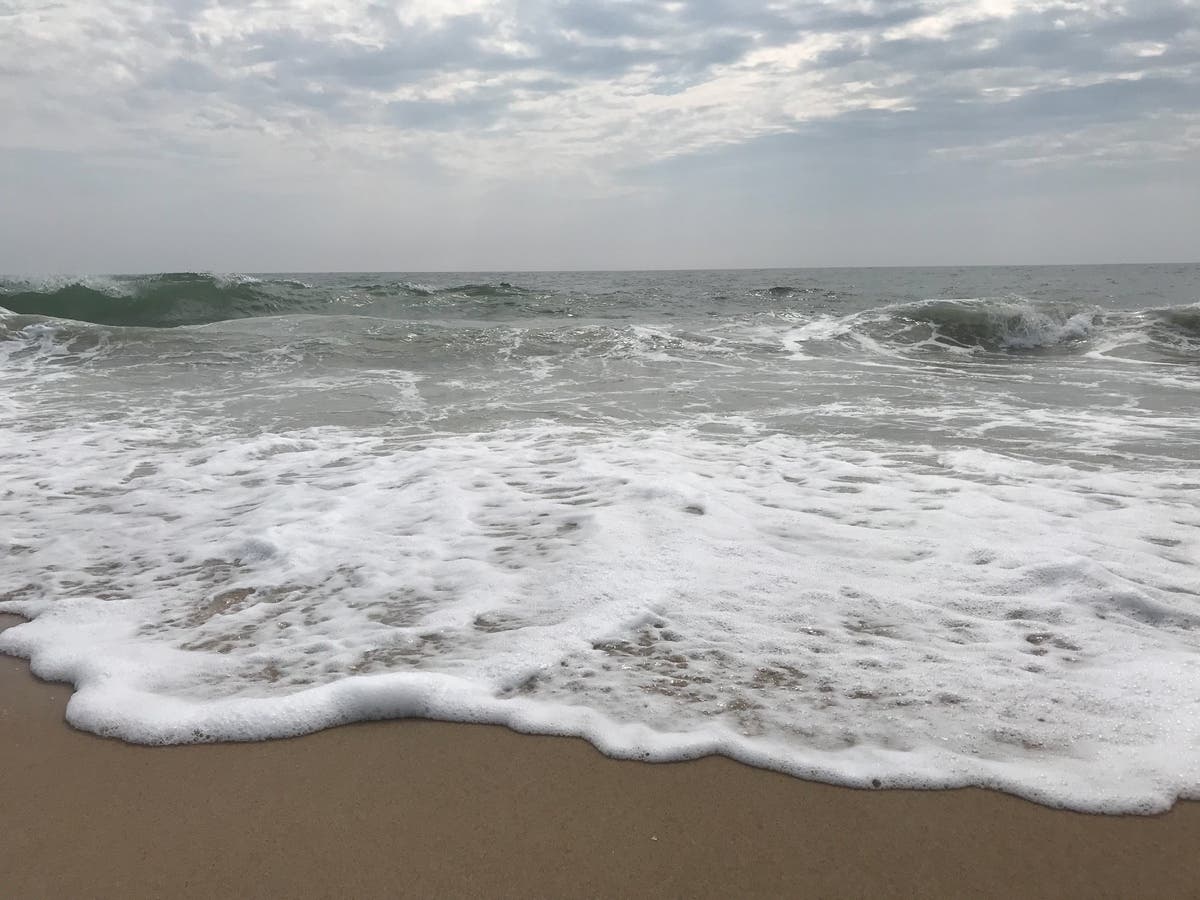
[[3, 269, 1200, 813], [2, 412, 1200, 813]]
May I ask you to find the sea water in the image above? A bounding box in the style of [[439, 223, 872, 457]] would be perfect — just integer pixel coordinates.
[[2, 266, 1198, 813]]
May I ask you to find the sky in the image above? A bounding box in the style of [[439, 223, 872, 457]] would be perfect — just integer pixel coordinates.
[[2, 0, 1198, 272]]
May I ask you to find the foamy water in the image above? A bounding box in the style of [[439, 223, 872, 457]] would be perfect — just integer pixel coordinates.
[[2, 266, 1199, 813]]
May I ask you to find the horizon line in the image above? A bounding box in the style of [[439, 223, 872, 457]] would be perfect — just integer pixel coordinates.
[[3, 260, 1199, 278]]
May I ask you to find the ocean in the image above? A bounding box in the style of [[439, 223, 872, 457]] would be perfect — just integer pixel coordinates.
[[1, 265, 1198, 814]]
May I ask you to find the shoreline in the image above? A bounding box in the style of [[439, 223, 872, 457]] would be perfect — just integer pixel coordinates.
[[3, 615, 1200, 897]]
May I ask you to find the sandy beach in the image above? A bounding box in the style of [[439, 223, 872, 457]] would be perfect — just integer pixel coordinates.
[[2, 616, 1199, 898]]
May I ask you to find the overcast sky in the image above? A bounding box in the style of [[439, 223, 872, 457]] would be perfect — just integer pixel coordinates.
[[2, 0, 1198, 272]]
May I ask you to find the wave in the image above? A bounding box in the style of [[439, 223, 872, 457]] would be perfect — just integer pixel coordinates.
[[2, 420, 1199, 813], [0, 274, 541, 328], [344, 280, 529, 298], [762, 286, 840, 300], [881, 298, 1098, 351], [4, 281, 1198, 366], [0, 314, 746, 375], [764, 297, 1200, 367], [1149, 305, 1200, 340], [785, 297, 1199, 356], [0, 273, 304, 327]]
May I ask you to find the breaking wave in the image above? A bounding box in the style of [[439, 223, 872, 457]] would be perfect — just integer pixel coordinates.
[[884, 298, 1097, 350], [2, 277, 1197, 366], [0, 273, 303, 327], [0, 274, 541, 328], [785, 297, 1200, 357]]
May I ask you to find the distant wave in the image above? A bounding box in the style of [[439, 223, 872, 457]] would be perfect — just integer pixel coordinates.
[[344, 280, 529, 298], [0, 274, 539, 327], [771, 296, 1200, 361], [882, 297, 1098, 351], [0, 273, 301, 327], [763, 285, 839, 299], [2, 278, 1197, 363]]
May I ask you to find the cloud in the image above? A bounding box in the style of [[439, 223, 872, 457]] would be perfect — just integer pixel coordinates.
[[1, 1, 1197, 269], [4, 1, 1196, 176]]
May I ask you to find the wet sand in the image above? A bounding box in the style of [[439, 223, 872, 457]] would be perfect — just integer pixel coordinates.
[[2, 615, 1199, 898]]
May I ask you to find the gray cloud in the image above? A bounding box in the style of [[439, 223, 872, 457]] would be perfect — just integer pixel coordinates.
[[1, 0, 1197, 270]]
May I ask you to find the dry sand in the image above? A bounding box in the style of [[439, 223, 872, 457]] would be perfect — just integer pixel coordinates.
[[2, 613, 1199, 898]]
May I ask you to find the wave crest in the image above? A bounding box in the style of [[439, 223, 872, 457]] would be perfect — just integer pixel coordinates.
[[886, 298, 1097, 351], [1147, 304, 1200, 348], [0, 274, 541, 327], [0, 273, 298, 327]]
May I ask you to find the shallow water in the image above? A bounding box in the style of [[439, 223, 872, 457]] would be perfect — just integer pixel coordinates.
[[2, 265, 1199, 813]]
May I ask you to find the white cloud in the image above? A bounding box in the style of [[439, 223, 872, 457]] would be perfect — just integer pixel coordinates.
[[3, 0, 1196, 186], [0, 0, 1197, 267]]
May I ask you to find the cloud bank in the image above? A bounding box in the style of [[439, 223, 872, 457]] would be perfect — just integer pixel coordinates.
[[2, 1, 1198, 269]]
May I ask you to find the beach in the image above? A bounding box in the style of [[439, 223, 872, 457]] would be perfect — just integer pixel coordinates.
[[4, 616, 1200, 898], [5, 0, 1199, 889]]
